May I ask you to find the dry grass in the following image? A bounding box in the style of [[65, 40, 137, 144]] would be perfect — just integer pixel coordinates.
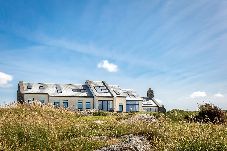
[[0, 104, 226, 150]]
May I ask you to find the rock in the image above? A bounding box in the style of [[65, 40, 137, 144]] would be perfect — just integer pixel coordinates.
[[96, 135, 152, 151], [134, 114, 156, 122]]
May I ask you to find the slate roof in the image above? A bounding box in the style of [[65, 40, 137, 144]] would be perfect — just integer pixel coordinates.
[[85, 80, 112, 97], [108, 85, 126, 97], [122, 89, 143, 101], [22, 82, 93, 97]]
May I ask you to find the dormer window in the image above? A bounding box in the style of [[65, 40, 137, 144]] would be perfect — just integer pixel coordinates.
[[27, 83, 32, 89], [72, 89, 80, 92], [56, 85, 62, 93], [72, 89, 86, 93], [57, 89, 62, 93], [80, 89, 86, 93], [39, 85, 44, 89]]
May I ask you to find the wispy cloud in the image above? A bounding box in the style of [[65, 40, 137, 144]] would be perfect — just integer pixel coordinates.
[[0, 71, 13, 87], [97, 60, 118, 72], [214, 93, 224, 98], [190, 91, 207, 98]]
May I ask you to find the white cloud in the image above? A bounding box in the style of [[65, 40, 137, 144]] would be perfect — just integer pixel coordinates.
[[214, 93, 224, 98], [190, 91, 207, 98], [0, 71, 13, 87], [97, 60, 118, 72]]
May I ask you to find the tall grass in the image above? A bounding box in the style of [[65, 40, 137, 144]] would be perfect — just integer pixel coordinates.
[[0, 104, 226, 150]]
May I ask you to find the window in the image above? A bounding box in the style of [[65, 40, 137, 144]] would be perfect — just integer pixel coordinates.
[[27, 83, 32, 89], [98, 101, 113, 111], [39, 85, 44, 89], [77, 101, 83, 110], [63, 101, 68, 108], [126, 101, 139, 112], [54, 102, 60, 107], [86, 101, 91, 109], [56, 85, 62, 93], [39, 96, 45, 104], [39, 100, 45, 104]]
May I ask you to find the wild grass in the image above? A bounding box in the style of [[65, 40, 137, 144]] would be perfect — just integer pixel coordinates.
[[0, 104, 226, 150]]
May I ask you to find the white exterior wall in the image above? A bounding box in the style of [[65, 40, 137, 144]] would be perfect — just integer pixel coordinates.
[[115, 97, 126, 112], [24, 94, 49, 103]]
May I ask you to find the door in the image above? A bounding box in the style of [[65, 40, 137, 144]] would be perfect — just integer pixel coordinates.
[[119, 105, 123, 112]]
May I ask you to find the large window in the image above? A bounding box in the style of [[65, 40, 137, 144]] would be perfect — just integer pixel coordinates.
[[39, 96, 45, 104], [63, 101, 68, 108], [98, 101, 113, 111], [39, 100, 45, 104], [54, 101, 60, 108], [126, 101, 139, 112], [77, 101, 83, 110], [86, 101, 91, 109]]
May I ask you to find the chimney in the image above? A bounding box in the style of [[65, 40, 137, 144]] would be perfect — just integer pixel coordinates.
[[17, 81, 24, 103]]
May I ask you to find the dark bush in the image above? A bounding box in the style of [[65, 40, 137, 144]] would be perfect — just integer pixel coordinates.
[[195, 103, 226, 124]]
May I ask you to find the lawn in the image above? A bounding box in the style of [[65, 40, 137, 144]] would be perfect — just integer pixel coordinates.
[[0, 104, 226, 150]]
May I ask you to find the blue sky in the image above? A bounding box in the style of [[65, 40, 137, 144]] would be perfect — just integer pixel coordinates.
[[0, 0, 227, 110]]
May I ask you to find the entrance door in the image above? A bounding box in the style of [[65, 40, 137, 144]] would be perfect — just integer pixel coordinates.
[[119, 105, 123, 112]]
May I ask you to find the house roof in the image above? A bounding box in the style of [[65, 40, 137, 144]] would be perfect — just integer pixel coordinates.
[[108, 85, 126, 97], [122, 89, 143, 101], [142, 97, 162, 107], [22, 82, 93, 97], [85, 80, 112, 97]]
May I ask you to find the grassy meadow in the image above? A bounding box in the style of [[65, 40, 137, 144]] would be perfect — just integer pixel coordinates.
[[0, 104, 226, 151]]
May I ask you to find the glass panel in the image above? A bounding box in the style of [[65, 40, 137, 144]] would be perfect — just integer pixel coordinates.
[[98, 101, 102, 110], [119, 105, 123, 112], [77, 101, 83, 110], [103, 101, 108, 111], [108, 101, 113, 111], [126, 101, 139, 105], [86, 102, 91, 109], [63, 101, 68, 108], [126, 104, 139, 112]]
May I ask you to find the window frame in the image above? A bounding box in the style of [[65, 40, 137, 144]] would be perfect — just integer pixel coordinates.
[[86, 101, 91, 109], [63, 100, 68, 108], [53, 101, 60, 108], [77, 101, 83, 110], [126, 100, 140, 112]]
